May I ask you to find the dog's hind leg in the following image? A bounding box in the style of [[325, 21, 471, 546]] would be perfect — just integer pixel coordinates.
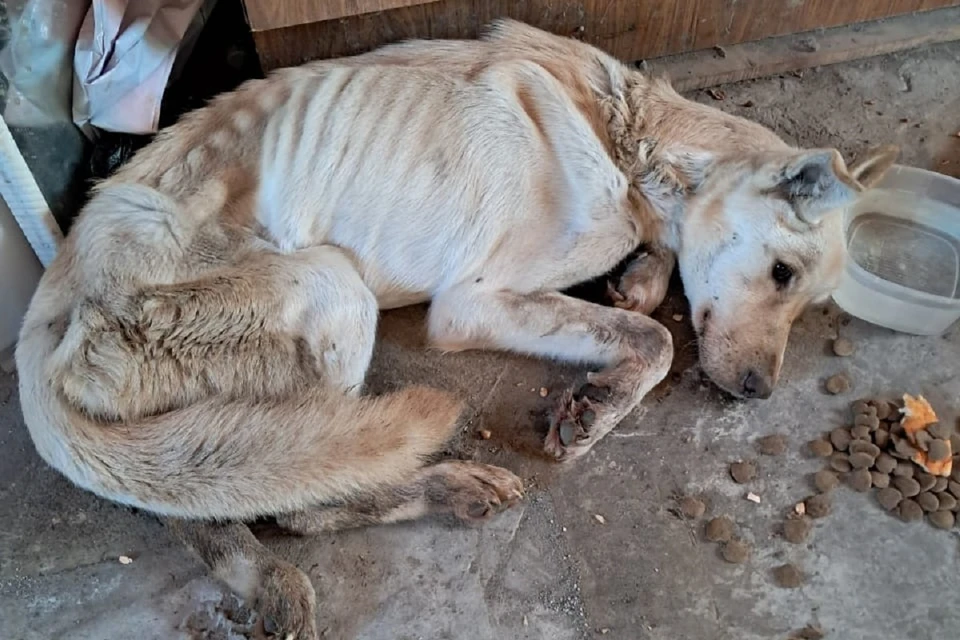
[[54, 244, 379, 421], [165, 519, 318, 639], [608, 244, 676, 315], [428, 288, 674, 461], [276, 461, 524, 534]]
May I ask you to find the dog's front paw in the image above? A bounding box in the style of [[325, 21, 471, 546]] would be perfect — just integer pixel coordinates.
[[544, 383, 614, 462]]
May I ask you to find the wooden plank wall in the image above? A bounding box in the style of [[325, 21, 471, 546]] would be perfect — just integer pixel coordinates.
[[248, 0, 960, 71]]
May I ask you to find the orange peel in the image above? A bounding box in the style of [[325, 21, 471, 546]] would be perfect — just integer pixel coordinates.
[[900, 394, 952, 477], [900, 394, 938, 435]]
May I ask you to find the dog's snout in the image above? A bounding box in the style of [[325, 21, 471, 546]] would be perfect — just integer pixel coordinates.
[[740, 369, 773, 399]]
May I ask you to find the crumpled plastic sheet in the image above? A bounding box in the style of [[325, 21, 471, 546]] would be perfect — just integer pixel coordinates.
[[72, 0, 208, 134]]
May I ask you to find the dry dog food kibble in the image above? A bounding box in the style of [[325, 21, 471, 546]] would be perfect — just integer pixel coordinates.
[[829, 453, 852, 473], [854, 414, 880, 430], [898, 498, 924, 522], [929, 510, 956, 529], [872, 400, 894, 421], [808, 438, 834, 458], [849, 441, 880, 458], [927, 422, 950, 439], [849, 452, 875, 470], [915, 471, 936, 493], [876, 487, 903, 511], [805, 494, 832, 519], [893, 476, 921, 498], [937, 493, 958, 511], [829, 428, 852, 452], [914, 429, 933, 451], [722, 539, 750, 564], [756, 434, 788, 456], [870, 471, 891, 488], [813, 470, 839, 492], [948, 481, 960, 498], [772, 563, 805, 588], [928, 439, 951, 462], [679, 496, 706, 519], [730, 461, 757, 484], [892, 461, 914, 478], [783, 516, 812, 543], [932, 476, 949, 493], [891, 435, 918, 460], [851, 400, 871, 415], [847, 469, 872, 492], [874, 452, 897, 474], [705, 516, 734, 542], [832, 338, 854, 357], [825, 374, 851, 395], [874, 428, 890, 448], [851, 425, 871, 440], [917, 492, 940, 512]]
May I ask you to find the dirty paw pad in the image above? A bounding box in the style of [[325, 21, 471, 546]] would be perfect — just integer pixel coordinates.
[[544, 384, 610, 461]]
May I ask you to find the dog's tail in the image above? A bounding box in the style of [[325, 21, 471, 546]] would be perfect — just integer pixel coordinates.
[[16, 303, 461, 520]]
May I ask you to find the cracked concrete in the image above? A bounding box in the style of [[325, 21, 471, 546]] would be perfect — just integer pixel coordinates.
[[2, 43, 960, 640]]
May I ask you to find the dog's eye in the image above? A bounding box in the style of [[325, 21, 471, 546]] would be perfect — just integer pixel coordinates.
[[772, 261, 794, 286]]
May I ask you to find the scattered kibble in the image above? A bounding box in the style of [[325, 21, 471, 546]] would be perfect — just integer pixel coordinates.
[[730, 460, 757, 484], [804, 494, 832, 519], [721, 539, 750, 564], [832, 338, 854, 357], [756, 434, 788, 456], [783, 517, 812, 544], [772, 563, 805, 588], [705, 516, 734, 542], [679, 496, 706, 519], [825, 373, 851, 395]]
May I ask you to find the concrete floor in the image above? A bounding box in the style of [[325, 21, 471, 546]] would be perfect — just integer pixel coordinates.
[[3, 43, 960, 640]]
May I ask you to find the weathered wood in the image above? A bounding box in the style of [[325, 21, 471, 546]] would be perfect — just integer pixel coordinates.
[[243, 0, 444, 31], [246, 0, 960, 72], [650, 6, 960, 91]]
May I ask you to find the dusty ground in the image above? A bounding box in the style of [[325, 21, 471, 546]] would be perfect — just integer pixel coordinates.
[[2, 42, 960, 640]]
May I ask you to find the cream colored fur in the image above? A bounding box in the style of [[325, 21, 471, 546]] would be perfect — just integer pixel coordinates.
[[15, 20, 897, 638]]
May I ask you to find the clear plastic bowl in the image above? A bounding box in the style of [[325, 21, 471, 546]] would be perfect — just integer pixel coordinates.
[[832, 165, 960, 336]]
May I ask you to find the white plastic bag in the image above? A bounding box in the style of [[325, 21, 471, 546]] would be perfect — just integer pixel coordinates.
[[72, 0, 209, 134]]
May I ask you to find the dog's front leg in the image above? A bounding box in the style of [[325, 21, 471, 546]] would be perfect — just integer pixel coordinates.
[[608, 244, 676, 315], [429, 288, 674, 461]]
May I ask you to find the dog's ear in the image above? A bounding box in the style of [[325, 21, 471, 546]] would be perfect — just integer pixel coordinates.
[[776, 149, 859, 225], [849, 144, 899, 189]]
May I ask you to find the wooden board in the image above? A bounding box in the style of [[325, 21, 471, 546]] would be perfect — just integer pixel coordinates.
[[248, 0, 960, 71], [649, 6, 960, 91], [243, 1, 443, 31]]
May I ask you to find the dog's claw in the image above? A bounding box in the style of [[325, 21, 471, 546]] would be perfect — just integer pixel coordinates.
[[263, 616, 280, 636], [581, 409, 596, 427]]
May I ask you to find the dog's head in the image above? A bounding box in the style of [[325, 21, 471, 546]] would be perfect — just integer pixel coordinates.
[[677, 145, 898, 398]]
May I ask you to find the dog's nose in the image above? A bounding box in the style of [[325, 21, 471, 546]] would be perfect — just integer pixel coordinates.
[[741, 369, 773, 399]]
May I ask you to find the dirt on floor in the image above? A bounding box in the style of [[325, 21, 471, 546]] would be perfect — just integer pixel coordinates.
[[2, 40, 960, 640]]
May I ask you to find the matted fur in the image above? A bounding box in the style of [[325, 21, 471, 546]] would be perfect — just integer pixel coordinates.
[[16, 21, 897, 638]]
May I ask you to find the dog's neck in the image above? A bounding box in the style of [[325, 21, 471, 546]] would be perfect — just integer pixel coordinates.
[[600, 75, 787, 252]]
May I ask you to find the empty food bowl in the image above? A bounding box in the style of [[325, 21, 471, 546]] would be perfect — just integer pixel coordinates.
[[832, 165, 960, 336]]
